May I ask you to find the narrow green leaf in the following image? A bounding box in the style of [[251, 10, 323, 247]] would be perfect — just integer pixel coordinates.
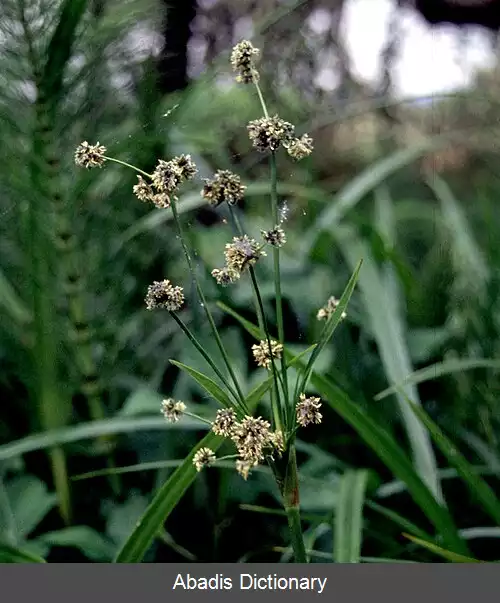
[[403, 533, 483, 563], [114, 431, 223, 562], [408, 401, 500, 526], [114, 386, 262, 563], [0, 542, 46, 563], [170, 360, 233, 408], [0, 416, 209, 462], [336, 225, 442, 502], [360, 556, 417, 564], [426, 174, 489, 291], [366, 501, 432, 541], [334, 469, 370, 563], [311, 372, 468, 555], [375, 358, 500, 401], [216, 302, 263, 339], [298, 261, 362, 393]]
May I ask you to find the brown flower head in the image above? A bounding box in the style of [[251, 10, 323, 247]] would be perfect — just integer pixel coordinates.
[[133, 175, 171, 209], [211, 267, 241, 287], [230, 40, 260, 84], [173, 154, 197, 181], [193, 447, 216, 472], [247, 116, 295, 153], [296, 393, 322, 427], [161, 398, 186, 423], [252, 339, 283, 370], [224, 235, 266, 274], [261, 225, 286, 248], [317, 296, 347, 321], [284, 134, 314, 161], [145, 279, 184, 311], [231, 415, 272, 463], [202, 170, 246, 207], [212, 408, 237, 437], [74, 141, 107, 168], [151, 159, 182, 193]]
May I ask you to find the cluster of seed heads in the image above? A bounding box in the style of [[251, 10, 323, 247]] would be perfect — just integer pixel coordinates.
[[161, 397, 321, 479], [75, 39, 326, 487]]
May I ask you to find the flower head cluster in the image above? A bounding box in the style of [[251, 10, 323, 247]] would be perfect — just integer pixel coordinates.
[[134, 154, 197, 209], [317, 296, 347, 321], [133, 176, 171, 209], [252, 339, 283, 369], [197, 409, 284, 479], [247, 115, 295, 153], [212, 235, 266, 286], [284, 134, 314, 161], [202, 170, 246, 207], [231, 415, 272, 464], [193, 447, 216, 472], [224, 235, 266, 272], [211, 408, 237, 437], [152, 154, 197, 193], [211, 267, 240, 287], [261, 225, 286, 248], [161, 398, 186, 423], [296, 393, 322, 427], [145, 279, 184, 311], [230, 40, 260, 84], [74, 141, 107, 168]]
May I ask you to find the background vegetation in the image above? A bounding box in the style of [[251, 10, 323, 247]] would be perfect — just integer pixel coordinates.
[[1, 0, 500, 563]]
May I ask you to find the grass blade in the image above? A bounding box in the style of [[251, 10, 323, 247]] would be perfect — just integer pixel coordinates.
[[114, 385, 262, 563], [408, 401, 500, 526], [333, 469, 370, 563], [0, 542, 46, 563], [311, 372, 468, 555], [114, 431, 223, 562], [170, 360, 234, 409], [0, 417, 209, 462], [336, 225, 442, 502], [403, 533, 483, 563], [426, 174, 489, 291], [375, 358, 500, 401], [366, 501, 432, 541], [298, 261, 362, 394]]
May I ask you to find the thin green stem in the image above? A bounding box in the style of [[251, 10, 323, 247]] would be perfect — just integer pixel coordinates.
[[170, 313, 244, 412], [252, 83, 290, 426], [226, 205, 283, 427], [282, 446, 307, 563], [249, 268, 284, 431], [169, 199, 248, 412], [270, 153, 290, 421], [102, 156, 152, 179], [183, 411, 213, 426], [254, 82, 269, 119]]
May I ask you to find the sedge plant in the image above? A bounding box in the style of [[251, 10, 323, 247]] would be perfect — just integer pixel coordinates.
[[74, 40, 360, 563]]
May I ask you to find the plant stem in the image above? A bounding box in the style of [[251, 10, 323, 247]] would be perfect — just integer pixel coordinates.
[[169, 198, 248, 412], [170, 313, 244, 412], [281, 446, 307, 563], [103, 156, 152, 178], [253, 83, 290, 424]]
